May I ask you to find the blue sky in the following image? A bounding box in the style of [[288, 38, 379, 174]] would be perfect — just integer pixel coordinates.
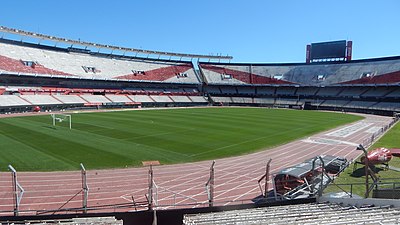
[[1, 0, 399, 63]]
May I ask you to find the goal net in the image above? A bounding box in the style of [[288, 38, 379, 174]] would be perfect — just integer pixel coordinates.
[[51, 114, 72, 129]]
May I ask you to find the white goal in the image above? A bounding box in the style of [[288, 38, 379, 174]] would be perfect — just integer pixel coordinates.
[[51, 114, 72, 129]]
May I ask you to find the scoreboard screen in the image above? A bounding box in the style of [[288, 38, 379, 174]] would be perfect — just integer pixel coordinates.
[[310, 40, 347, 60]]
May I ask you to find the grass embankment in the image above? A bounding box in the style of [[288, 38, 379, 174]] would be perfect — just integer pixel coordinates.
[[325, 120, 400, 197]]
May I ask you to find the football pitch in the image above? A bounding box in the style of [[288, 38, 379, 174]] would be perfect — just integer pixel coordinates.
[[0, 108, 361, 171]]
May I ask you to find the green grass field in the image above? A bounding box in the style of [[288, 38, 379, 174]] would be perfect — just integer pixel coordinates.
[[0, 108, 361, 171], [325, 121, 400, 197]]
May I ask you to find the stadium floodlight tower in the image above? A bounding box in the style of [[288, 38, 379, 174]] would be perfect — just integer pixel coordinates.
[[51, 113, 72, 129]]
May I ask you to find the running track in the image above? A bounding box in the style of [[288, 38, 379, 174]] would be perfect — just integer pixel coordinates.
[[0, 113, 395, 216]]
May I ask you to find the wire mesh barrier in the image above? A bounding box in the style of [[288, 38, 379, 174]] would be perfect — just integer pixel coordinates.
[[361, 117, 398, 148], [325, 179, 400, 199]]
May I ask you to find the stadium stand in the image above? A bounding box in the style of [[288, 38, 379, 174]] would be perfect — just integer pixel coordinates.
[[80, 95, 111, 104], [320, 100, 350, 108], [169, 95, 193, 103], [19, 95, 62, 105], [256, 86, 276, 96], [361, 87, 393, 98], [385, 88, 400, 98], [0, 41, 199, 84], [128, 95, 155, 103], [253, 97, 275, 104], [211, 96, 233, 104], [183, 202, 400, 225], [188, 96, 208, 103], [314, 87, 343, 97], [296, 87, 318, 96], [1, 216, 123, 225], [200, 57, 400, 85], [345, 100, 377, 109], [0, 32, 400, 116], [0, 95, 30, 106], [104, 94, 133, 103], [220, 86, 237, 95], [150, 95, 174, 103], [275, 86, 296, 96], [53, 95, 88, 104]]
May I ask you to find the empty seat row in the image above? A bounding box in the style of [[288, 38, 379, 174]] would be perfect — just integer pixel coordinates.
[[183, 203, 400, 225]]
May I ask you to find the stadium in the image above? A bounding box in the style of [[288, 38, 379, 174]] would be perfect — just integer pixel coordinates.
[[0, 23, 400, 225]]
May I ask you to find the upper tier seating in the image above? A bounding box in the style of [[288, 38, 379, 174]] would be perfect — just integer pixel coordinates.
[[0, 42, 199, 84], [200, 58, 400, 85], [200, 64, 294, 85], [341, 70, 400, 84]]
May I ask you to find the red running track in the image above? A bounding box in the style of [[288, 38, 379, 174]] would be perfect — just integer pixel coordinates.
[[0, 113, 395, 216]]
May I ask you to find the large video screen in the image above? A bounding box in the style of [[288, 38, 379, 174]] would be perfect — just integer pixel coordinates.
[[311, 40, 346, 60]]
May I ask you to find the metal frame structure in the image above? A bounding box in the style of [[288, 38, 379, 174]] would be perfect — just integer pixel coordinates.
[[8, 165, 24, 216], [205, 161, 215, 207], [0, 26, 232, 61], [80, 163, 89, 213], [148, 165, 155, 210], [258, 158, 272, 197], [357, 144, 379, 198], [51, 114, 72, 130]]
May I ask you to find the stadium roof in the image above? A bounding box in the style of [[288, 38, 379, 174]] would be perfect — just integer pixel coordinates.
[[0, 26, 233, 61]]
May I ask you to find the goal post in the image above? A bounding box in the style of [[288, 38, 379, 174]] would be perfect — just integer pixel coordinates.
[[51, 113, 72, 129]]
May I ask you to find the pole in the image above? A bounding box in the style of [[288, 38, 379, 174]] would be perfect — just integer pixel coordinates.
[[357, 145, 370, 198], [264, 159, 272, 197], [148, 165, 154, 210], [80, 163, 88, 213], [210, 162, 214, 207], [9, 165, 23, 216], [206, 161, 215, 207]]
